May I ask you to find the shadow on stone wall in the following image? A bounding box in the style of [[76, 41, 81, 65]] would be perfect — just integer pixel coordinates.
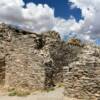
[[0, 57, 5, 84]]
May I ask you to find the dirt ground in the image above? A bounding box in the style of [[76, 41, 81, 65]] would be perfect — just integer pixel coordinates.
[[0, 88, 79, 100]]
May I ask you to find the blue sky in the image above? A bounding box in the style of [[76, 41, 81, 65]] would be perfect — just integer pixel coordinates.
[[0, 0, 100, 45], [23, 0, 100, 45], [24, 0, 82, 21]]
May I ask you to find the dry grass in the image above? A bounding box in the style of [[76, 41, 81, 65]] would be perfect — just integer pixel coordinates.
[[8, 88, 30, 97]]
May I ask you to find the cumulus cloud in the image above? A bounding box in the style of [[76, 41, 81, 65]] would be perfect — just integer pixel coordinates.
[[69, 0, 100, 40], [0, 0, 80, 38], [0, 0, 56, 33], [0, 0, 99, 41]]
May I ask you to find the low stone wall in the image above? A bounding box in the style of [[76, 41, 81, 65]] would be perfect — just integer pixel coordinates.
[[64, 45, 100, 100]]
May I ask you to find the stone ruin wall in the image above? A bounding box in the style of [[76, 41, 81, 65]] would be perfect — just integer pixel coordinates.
[[0, 24, 46, 89], [0, 23, 100, 100], [64, 45, 100, 100], [0, 24, 65, 89]]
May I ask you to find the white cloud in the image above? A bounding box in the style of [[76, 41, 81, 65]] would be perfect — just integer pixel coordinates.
[[0, 0, 99, 41], [53, 17, 82, 38], [0, 0, 55, 33], [69, 0, 100, 40], [0, 0, 79, 38]]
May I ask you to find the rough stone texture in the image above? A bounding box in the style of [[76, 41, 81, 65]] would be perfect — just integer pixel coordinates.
[[0, 24, 45, 89], [0, 23, 66, 89], [64, 45, 100, 100], [0, 23, 100, 99]]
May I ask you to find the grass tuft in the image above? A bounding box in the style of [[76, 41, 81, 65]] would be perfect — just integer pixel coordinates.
[[8, 88, 30, 97]]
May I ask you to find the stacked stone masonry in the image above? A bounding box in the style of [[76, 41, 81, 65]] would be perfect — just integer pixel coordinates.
[[64, 45, 100, 100], [0, 23, 100, 100], [0, 23, 65, 89]]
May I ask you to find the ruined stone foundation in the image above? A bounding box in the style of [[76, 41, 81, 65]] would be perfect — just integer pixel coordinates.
[[64, 45, 100, 100]]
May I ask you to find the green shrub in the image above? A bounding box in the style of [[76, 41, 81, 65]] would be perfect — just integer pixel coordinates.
[[8, 91, 16, 96], [16, 91, 30, 97], [46, 87, 55, 92], [8, 89, 30, 97]]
